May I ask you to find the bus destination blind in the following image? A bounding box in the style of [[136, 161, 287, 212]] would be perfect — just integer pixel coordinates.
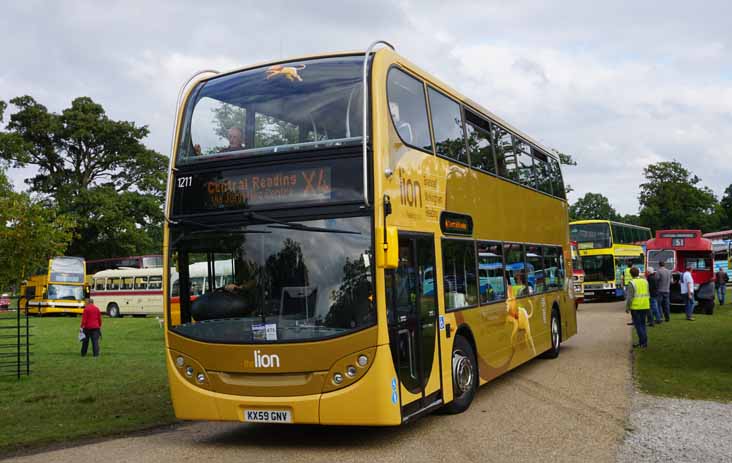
[[172, 159, 362, 215]]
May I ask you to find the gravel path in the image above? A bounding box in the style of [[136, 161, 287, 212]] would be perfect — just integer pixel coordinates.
[[618, 392, 732, 463]]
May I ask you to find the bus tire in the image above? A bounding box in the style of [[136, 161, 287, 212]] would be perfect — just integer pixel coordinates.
[[107, 303, 120, 318], [442, 335, 477, 414], [698, 299, 714, 315], [541, 308, 561, 359]]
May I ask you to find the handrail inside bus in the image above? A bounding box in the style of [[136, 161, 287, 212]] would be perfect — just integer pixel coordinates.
[[165, 69, 220, 223], [362, 40, 395, 208]]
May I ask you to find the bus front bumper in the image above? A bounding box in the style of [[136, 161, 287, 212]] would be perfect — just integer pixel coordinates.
[[166, 344, 402, 426]]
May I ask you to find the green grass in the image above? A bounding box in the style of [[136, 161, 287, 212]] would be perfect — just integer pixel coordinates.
[[634, 288, 732, 402], [0, 313, 176, 454]]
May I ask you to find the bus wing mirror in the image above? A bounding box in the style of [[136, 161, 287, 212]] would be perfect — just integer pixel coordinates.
[[376, 226, 398, 269]]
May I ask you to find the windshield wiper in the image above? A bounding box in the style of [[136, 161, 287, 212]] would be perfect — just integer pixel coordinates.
[[244, 211, 361, 235], [169, 218, 271, 247]]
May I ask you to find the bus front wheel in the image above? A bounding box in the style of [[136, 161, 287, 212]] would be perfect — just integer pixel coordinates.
[[107, 303, 120, 318], [442, 335, 477, 414], [541, 308, 561, 359]]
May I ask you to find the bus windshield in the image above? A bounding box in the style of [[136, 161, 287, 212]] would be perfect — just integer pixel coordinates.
[[570, 223, 611, 249], [169, 216, 375, 343], [177, 55, 364, 164], [648, 250, 675, 270], [49, 257, 85, 283], [581, 255, 615, 282], [47, 284, 85, 301]]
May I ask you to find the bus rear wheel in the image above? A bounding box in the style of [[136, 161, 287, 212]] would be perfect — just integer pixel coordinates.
[[107, 303, 120, 318], [442, 335, 477, 414]]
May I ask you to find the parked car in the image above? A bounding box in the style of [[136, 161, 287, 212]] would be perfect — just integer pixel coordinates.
[[0, 293, 10, 310]]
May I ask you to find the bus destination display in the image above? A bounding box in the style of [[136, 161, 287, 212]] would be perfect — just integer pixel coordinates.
[[171, 158, 362, 216]]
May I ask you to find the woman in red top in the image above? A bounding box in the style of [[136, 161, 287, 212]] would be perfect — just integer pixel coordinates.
[[80, 298, 102, 357]]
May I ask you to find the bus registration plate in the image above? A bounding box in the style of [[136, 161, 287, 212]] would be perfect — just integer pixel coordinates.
[[244, 409, 292, 423]]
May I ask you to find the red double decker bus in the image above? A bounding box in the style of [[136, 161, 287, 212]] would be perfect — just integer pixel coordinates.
[[646, 230, 715, 314]]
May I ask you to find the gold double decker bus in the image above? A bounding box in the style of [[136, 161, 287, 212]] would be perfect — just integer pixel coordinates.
[[569, 220, 651, 300], [20, 256, 87, 315], [164, 43, 576, 425]]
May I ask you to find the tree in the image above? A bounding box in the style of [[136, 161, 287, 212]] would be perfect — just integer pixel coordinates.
[[638, 160, 720, 232], [720, 184, 732, 230], [569, 192, 620, 221], [0, 169, 73, 291], [0, 96, 168, 258]]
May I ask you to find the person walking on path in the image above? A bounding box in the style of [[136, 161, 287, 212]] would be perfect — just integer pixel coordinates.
[[656, 261, 672, 322], [680, 263, 695, 321], [626, 267, 651, 348], [80, 298, 102, 357], [715, 267, 729, 306], [647, 267, 663, 325]]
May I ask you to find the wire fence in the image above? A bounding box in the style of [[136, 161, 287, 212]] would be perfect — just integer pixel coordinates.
[[0, 298, 32, 379]]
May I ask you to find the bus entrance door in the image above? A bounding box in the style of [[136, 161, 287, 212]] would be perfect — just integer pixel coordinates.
[[387, 234, 442, 421]]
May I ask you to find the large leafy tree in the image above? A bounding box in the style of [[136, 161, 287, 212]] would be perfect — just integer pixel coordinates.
[[0, 96, 167, 259], [638, 160, 720, 232], [0, 169, 73, 291], [720, 184, 732, 230], [569, 192, 620, 221]]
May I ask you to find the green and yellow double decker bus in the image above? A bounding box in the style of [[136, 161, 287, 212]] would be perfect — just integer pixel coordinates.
[[20, 256, 87, 315], [569, 220, 651, 300], [163, 43, 577, 425]]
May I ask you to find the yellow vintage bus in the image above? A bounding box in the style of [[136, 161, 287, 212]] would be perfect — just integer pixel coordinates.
[[163, 43, 577, 425], [19, 256, 87, 315], [569, 220, 651, 300]]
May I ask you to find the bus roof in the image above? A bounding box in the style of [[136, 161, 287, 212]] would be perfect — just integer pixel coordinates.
[[646, 230, 712, 252], [185, 46, 561, 163], [92, 268, 164, 278], [569, 219, 650, 230]]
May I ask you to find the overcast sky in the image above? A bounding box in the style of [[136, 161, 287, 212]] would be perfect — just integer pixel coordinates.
[[2, 0, 730, 214]]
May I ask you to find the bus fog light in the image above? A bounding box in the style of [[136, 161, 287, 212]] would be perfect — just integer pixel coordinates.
[[357, 355, 368, 367], [333, 373, 344, 385], [185, 367, 194, 377], [196, 373, 206, 384], [346, 365, 357, 377], [176, 356, 185, 367]]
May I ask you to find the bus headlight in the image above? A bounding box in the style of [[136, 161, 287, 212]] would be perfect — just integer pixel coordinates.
[[196, 373, 206, 384], [322, 347, 377, 393], [176, 356, 185, 367], [170, 350, 212, 391], [185, 367, 194, 378]]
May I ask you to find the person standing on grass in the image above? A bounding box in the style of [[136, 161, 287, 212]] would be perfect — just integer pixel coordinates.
[[715, 267, 729, 306], [647, 267, 663, 325], [680, 263, 695, 321], [656, 260, 672, 322], [626, 267, 650, 348], [80, 298, 102, 357]]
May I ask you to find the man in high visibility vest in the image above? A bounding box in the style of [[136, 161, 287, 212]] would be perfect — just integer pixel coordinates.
[[626, 267, 650, 348]]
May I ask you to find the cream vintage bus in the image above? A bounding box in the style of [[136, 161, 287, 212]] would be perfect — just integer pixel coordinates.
[[91, 268, 164, 317]]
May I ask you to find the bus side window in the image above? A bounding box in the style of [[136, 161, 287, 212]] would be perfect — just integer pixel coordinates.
[[387, 68, 433, 152], [428, 87, 467, 164], [465, 110, 496, 175], [121, 277, 134, 290], [148, 276, 162, 290], [134, 276, 148, 290], [94, 279, 105, 291], [108, 278, 120, 291], [493, 126, 513, 180]]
